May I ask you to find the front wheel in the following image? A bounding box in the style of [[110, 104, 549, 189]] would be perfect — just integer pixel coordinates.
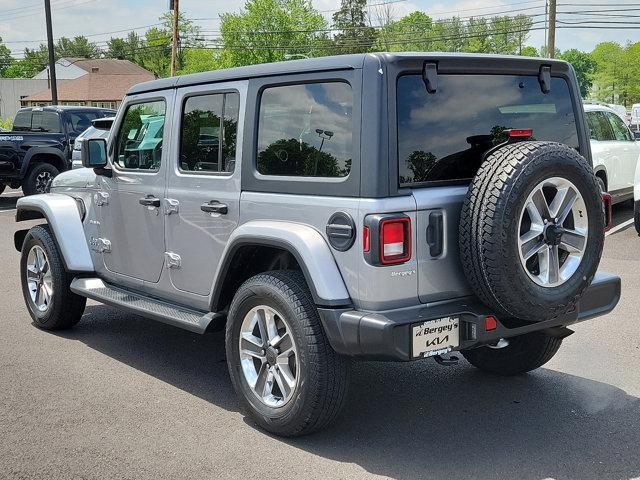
[[226, 270, 348, 437], [462, 332, 562, 376], [20, 225, 86, 330]]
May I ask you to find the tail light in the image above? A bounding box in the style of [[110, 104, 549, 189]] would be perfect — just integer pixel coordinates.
[[363, 214, 412, 266], [506, 128, 533, 138], [602, 192, 612, 232], [380, 218, 411, 264]]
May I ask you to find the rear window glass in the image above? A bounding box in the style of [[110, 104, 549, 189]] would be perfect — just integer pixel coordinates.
[[397, 74, 579, 186], [257, 82, 352, 178], [32, 112, 61, 133]]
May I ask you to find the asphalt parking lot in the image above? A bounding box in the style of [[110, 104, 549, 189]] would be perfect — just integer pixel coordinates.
[[1, 189, 639, 480]]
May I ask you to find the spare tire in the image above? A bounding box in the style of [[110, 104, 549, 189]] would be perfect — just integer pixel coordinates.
[[459, 141, 604, 322]]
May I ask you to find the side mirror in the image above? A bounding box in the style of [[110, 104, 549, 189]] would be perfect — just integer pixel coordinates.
[[81, 138, 108, 169]]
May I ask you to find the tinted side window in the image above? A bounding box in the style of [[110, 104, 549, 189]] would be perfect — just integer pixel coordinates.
[[257, 82, 352, 177], [592, 112, 615, 141], [606, 112, 632, 141], [31, 112, 61, 133], [115, 100, 165, 170], [180, 92, 239, 173], [13, 112, 32, 131], [66, 112, 100, 135]]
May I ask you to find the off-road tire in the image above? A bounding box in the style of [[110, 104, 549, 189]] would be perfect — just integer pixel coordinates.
[[635, 201, 640, 236], [595, 176, 606, 194], [462, 332, 562, 376], [226, 270, 348, 437], [459, 141, 604, 322], [0, 184, 5, 196], [20, 225, 86, 330], [23, 163, 59, 196]]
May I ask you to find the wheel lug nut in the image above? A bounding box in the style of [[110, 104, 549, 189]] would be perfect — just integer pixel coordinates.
[[261, 349, 265, 355]]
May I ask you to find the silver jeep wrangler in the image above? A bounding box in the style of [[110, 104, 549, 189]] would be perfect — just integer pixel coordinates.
[[15, 53, 621, 437]]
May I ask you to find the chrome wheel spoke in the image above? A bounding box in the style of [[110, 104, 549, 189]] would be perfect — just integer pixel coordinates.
[[520, 229, 544, 261], [551, 186, 578, 223], [254, 363, 270, 393], [26, 266, 39, 281], [561, 229, 586, 253], [548, 245, 560, 284], [531, 187, 551, 221], [273, 366, 295, 399], [255, 309, 269, 347], [240, 333, 265, 359]]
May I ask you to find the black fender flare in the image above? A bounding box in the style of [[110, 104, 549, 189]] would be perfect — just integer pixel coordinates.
[[20, 147, 68, 177]]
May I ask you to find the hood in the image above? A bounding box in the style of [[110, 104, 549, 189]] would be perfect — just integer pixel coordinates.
[[51, 168, 97, 191]]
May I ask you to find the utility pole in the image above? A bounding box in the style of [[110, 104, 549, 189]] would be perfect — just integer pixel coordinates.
[[548, 0, 557, 58], [170, 0, 179, 76], [44, 0, 58, 104]]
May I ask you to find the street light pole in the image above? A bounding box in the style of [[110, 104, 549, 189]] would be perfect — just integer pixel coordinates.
[[44, 0, 58, 104], [171, 0, 179, 76]]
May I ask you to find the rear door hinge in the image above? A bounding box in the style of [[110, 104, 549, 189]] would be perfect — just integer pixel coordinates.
[[94, 191, 109, 206], [164, 252, 181, 269], [164, 198, 179, 215], [90, 237, 111, 253]]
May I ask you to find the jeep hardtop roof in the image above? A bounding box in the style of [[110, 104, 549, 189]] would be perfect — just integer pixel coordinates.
[[127, 52, 572, 95]]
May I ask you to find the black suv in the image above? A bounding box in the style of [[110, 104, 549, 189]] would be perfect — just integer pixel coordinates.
[[0, 106, 115, 195]]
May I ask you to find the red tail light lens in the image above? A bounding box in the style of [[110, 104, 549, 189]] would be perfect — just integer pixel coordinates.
[[602, 192, 612, 232], [380, 217, 411, 264], [507, 128, 533, 138], [363, 226, 370, 252]]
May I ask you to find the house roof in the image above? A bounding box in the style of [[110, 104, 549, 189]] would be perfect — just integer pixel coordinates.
[[59, 57, 153, 76], [23, 72, 155, 102]]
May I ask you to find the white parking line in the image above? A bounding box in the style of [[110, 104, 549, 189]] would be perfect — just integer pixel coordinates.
[[606, 218, 634, 237]]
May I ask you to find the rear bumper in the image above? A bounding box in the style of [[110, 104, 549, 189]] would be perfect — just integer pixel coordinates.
[[318, 271, 621, 361]]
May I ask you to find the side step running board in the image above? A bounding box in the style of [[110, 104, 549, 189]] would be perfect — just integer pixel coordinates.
[[70, 277, 219, 334]]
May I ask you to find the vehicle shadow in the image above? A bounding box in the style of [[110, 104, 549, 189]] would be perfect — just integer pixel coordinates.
[[0, 194, 19, 211], [61, 305, 640, 480]]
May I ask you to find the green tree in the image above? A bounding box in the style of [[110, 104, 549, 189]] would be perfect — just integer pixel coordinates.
[[377, 11, 433, 52], [0, 37, 13, 76], [219, 0, 328, 67], [55, 36, 101, 58], [332, 0, 377, 54], [591, 42, 625, 104], [559, 49, 597, 98], [106, 32, 142, 61], [520, 45, 538, 57]]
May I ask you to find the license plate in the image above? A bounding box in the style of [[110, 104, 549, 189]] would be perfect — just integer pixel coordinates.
[[412, 316, 460, 358]]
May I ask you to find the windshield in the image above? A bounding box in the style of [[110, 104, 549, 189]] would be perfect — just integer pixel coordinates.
[[397, 74, 579, 186]]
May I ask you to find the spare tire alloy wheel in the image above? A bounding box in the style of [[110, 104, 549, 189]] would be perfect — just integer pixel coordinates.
[[518, 177, 588, 287], [239, 305, 299, 407], [459, 141, 604, 322]]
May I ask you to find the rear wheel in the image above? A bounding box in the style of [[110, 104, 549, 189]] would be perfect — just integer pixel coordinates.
[[635, 201, 640, 236], [23, 163, 59, 196], [226, 270, 348, 437], [20, 225, 86, 330], [462, 332, 562, 376]]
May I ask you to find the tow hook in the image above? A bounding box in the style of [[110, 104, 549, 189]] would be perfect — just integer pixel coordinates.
[[433, 354, 459, 366]]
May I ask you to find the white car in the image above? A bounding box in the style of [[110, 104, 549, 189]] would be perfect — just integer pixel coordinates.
[[71, 117, 114, 169], [585, 104, 640, 204], [631, 104, 640, 133]]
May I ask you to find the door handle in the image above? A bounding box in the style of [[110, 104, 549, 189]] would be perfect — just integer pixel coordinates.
[[139, 195, 161, 207], [201, 201, 228, 215]]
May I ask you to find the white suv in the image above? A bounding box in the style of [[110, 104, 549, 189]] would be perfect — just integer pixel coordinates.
[[585, 104, 640, 203]]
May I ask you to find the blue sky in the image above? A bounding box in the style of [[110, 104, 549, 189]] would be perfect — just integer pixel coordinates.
[[1, 0, 638, 59]]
